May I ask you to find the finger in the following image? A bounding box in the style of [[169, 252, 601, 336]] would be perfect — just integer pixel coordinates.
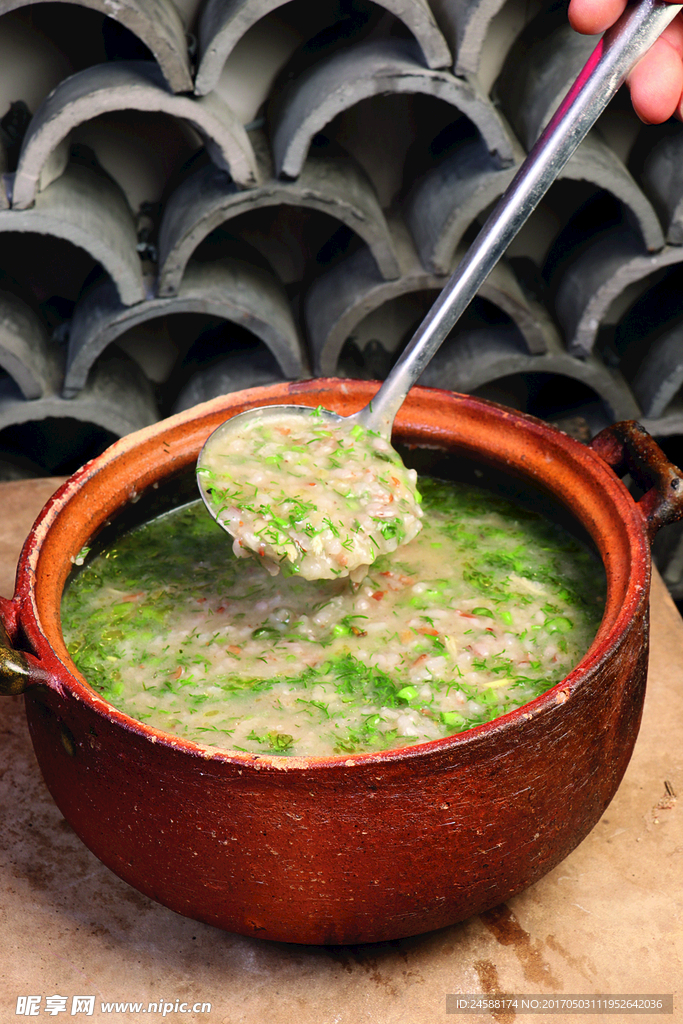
[[568, 0, 628, 35], [628, 18, 683, 122]]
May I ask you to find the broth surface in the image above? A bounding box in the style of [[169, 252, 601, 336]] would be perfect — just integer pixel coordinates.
[[62, 479, 605, 757]]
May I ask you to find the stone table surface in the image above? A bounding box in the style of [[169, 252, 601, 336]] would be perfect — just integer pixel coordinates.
[[0, 478, 681, 1024]]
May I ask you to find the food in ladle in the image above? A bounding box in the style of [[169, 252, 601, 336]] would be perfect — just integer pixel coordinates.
[[196, 407, 423, 581], [62, 477, 605, 758]]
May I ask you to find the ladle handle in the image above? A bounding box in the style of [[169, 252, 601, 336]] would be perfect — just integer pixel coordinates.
[[590, 421, 683, 542], [361, 0, 683, 435]]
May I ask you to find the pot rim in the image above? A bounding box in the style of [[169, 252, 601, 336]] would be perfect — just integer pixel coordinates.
[[14, 380, 651, 770]]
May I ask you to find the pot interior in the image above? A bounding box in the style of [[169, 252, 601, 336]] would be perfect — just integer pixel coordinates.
[[63, 442, 603, 595], [22, 383, 647, 726]]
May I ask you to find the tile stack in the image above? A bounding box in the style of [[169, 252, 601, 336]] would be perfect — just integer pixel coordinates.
[[1, 0, 683, 593]]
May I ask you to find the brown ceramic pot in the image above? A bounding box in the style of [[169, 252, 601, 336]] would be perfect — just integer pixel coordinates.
[[2, 380, 682, 945]]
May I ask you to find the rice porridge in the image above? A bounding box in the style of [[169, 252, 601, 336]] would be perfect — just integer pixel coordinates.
[[61, 478, 605, 758], [196, 407, 423, 581]]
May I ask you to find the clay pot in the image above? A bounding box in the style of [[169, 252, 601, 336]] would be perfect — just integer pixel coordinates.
[[2, 379, 682, 945]]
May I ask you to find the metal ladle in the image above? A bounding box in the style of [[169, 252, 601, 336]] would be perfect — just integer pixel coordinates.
[[198, 0, 682, 564]]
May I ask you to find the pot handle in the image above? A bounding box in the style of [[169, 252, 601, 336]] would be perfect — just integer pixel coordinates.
[[0, 597, 47, 695], [590, 420, 683, 542]]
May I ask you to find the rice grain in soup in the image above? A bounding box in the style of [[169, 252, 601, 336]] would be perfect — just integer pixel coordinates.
[[61, 478, 605, 758]]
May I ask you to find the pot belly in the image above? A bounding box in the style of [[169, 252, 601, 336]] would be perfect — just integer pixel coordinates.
[[23, 617, 647, 945]]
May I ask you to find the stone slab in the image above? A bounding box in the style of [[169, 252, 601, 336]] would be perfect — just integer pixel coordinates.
[[0, 477, 66, 599]]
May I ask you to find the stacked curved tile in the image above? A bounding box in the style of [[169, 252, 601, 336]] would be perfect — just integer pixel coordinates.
[[0, 0, 194, 456], [0, 0, 680, 472], [263, 33, 568, 410], [156, 29, 522, 407], [0, 0, 193, 92], [495, 10, 683, 600], [552, 127, 683, 436], [267, 35, 514, 179], [0, 161, 159, 444], [193, 0, 454, 96], [156, 129, 403, 293], [0, 8, 277, 461], [11, 60, 261, 209], [410, 8, 666, 429], [298, 15, 655, 429], [304, 213, 555, 368]]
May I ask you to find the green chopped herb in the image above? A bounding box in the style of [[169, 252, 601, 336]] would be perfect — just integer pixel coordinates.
[[62, 477, 604, 758]]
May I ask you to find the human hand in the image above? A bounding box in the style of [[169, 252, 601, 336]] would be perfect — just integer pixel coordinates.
[[568, 0, 683, 122]]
